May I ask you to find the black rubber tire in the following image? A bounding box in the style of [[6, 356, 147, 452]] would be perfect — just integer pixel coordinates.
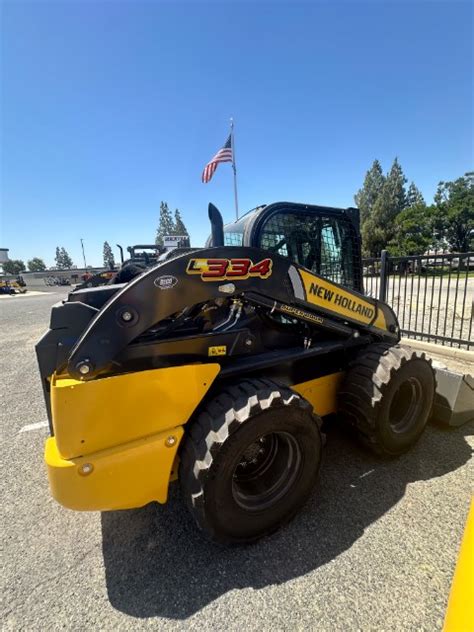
[[179, 379, 322, 545], [338, 343, 435, 457]]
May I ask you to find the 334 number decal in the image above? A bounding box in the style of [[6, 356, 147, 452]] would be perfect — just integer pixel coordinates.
[[186, 258, 273, 281]]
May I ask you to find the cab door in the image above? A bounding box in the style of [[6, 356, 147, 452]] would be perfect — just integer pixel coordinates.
[[256, 207, 361, 292]]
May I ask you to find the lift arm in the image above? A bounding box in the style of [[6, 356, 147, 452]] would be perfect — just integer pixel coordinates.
[[60, 247, 399, 380]]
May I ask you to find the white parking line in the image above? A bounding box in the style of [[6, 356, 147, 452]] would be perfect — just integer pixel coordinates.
[[0, 291, 53, 298], [19, 421, 49, 433]]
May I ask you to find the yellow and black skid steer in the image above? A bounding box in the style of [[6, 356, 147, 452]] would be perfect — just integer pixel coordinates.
[[36, 202, 435, 544]]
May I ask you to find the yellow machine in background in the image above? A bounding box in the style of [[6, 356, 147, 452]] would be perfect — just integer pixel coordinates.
[[443, 500, 474, 632], [0, 279, 27, 294]]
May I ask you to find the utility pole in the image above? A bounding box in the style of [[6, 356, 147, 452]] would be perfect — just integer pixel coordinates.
[[80, 238, 87, 268], [230, 118, 239, 221]]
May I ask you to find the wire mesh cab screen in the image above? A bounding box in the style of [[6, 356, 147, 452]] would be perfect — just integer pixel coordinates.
[[258, 210, 359, 289], [223, 214, 253, 247], [223, 231, 244, 246]]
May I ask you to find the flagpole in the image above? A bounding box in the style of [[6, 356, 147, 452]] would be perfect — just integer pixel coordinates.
[[230, 118, 239, 220]]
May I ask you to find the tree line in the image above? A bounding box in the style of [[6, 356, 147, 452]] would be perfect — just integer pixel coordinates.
[[155, 201, 189, 246], [3, 201, 190, 275], [3, 247, 75, 274], [355, 161, 473, 257], [3, 180, 471, 275]]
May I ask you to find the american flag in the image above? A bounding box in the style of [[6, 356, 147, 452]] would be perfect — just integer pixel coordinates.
[[201, 134, 233, 183]]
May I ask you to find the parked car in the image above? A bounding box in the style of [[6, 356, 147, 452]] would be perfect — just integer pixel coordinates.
[[451, 255, 474, 270]]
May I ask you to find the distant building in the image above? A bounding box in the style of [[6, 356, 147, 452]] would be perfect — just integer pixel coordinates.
[[20, 266, 109, 287]]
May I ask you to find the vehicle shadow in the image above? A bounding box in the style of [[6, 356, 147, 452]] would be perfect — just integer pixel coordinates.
[[101, 421, 473, 620]]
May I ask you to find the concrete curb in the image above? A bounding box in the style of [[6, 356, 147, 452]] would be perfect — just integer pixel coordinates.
[[401, 338, 474, 362]]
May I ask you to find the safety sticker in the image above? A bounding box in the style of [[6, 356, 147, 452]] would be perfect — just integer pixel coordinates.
[[208, 345, 227, 356]]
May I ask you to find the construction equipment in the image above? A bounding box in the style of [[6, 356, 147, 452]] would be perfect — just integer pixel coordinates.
[[125, 244, 163, 266], [0, 279, 27, 294], [121, 242, 191, 269], [113, 244, 164, 283], [36, 202, 436, 544], [74, 242, 193, 290]]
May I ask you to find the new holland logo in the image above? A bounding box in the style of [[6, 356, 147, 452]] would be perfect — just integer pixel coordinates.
[[154, 275, 178, 290], [308, 282, 374, 319]]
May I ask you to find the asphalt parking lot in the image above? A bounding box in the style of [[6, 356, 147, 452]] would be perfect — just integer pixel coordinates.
[[1, 289, 473, 631]]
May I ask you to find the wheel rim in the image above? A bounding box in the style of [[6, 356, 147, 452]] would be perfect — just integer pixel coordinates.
[[389, 377, 423, 434], [231, 432, 302, 511]]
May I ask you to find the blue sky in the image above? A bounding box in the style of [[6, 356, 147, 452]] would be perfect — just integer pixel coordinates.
[[1, 1, 472, 267]]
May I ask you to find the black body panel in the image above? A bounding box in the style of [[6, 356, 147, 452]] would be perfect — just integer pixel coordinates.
[[36, 202, 400, 423]]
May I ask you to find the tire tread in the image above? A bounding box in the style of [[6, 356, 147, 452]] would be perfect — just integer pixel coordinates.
[[338, 343, 435, 456], [179, 379, 319, 543]]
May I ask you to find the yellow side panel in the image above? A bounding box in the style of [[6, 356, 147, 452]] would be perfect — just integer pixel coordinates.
[[51, 364, 220, 459], [299, 269, 387, 331], [45, 427, 183, 510], [372, 307, 387, 331], [293, 372, 344, 417], [443, 500, 474, 632]]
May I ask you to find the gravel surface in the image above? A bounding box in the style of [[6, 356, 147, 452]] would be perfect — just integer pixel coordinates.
[[1, 289, 472, 631]]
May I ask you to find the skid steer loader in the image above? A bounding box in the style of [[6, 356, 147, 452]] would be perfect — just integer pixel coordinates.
[[36, 202, 435, 544]]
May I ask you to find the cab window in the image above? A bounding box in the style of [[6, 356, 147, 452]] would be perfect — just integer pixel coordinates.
[[258, 211, 358, 289]]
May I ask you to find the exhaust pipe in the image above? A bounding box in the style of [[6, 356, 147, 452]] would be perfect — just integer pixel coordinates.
[[116, 244, 124, 264], [208, 203, 224, 247]]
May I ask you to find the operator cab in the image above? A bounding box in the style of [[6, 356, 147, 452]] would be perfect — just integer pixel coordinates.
[[210, 202, 362, 293], [127, 244, 163, 267]]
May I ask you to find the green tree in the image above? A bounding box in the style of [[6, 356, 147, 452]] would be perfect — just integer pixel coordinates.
[[388, 204, 435, 256], [155, 201, 175, 246], [434, 172, 474, 252], [60, 248, 73, 268], [3, 259, 25, 275], [27, 257, 47, 272], [406, 182, 425, 207], [360, 218, 387, 258], [354, 159, 385, 224], [173, 209, 189, 236], [102, 241, 115, 268], [357, 158, 408, 256], [54, 246, 73, 269], [382, 157, 407, 213]]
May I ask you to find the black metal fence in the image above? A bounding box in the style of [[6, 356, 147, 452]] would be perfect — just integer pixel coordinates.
[[362, 252, 474, 350]]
